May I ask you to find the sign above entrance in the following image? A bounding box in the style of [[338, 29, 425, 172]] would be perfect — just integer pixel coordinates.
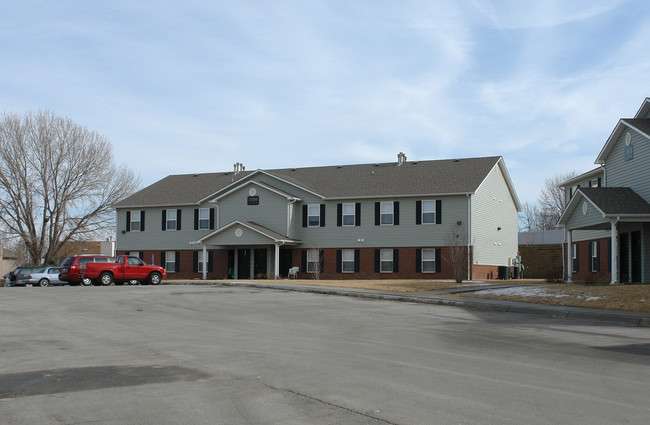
[[248, 196, 259, 205]]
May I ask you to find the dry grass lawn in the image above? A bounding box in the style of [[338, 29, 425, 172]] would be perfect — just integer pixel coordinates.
[[244, 279, 650, 313], [465, 284, 650, 313]]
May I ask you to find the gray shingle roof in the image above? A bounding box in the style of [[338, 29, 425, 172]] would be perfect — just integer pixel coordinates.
[[623, 118, 650, 136], [578, 187, 650, 215], [114, 156, 502, 208]]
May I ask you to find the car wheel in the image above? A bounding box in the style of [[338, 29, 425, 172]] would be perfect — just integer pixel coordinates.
[[39, 278, 49, 287], [148, 272, 162, 285], [80, 277, 92, 286], [99, 272, 113, 286]]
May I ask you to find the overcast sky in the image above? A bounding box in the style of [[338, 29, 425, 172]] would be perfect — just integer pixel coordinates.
[[2, 0, 649, 205]]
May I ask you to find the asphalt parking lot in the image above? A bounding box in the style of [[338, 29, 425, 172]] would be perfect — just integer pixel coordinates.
[[1, 285, 649, 425]]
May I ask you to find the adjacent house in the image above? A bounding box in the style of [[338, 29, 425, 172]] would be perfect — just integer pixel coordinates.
[[114, 154, 521, 280], [558, 97, 650, 284]]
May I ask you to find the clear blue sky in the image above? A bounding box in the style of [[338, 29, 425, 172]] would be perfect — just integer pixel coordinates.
[[2, 0, 649, 205]]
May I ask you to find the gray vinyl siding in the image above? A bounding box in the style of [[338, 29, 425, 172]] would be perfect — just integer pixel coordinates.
[[471, 164, 519, 266], [605, 128, 650, 200], [217, 184, 289, 234], [570, 229, 610, 243], [117, 206, 214, 251]]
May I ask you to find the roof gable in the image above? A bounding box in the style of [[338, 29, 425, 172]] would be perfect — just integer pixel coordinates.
[[558, 187, 650, 226], [596, 98, 650, 164]]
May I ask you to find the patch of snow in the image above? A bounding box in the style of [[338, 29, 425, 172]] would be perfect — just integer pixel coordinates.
[[583, 296, 603, 302], [475, 287, 569, 298]]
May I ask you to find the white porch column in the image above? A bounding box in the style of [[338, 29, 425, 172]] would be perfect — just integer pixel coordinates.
[[610, 219, 618, 285], [202, 244, 207, 280], [274, 244, 280, 280], [566, 230, 573, 283]]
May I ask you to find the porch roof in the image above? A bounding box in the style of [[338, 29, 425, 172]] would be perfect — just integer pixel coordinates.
[[558, 187, 650, 229], [192, 220, 300, 246]]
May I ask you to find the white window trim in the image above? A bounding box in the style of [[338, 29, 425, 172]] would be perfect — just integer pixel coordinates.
[[307, 249, 320, 273], [342, 203, 355, 227], [341, 249, 355, 273], [422, 200, 436, 225], [198, 208, 210, 230], [591, 241, 598, 271], [572, 243, 577, 260], [164, 252, 176, 273], [380, 249, 393, 273], [307, 204, 321, 227], [166, 209, 178, 231], [422, 248, 436, 273], [198, 251, 206, 273], [130, 210, 141, 232], [380, 201, 394, 226]]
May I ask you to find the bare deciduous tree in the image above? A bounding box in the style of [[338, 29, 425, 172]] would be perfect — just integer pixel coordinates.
[[444, 224, 469, 283], [0, 111, 140, 265], [519, 171, 578, 232]]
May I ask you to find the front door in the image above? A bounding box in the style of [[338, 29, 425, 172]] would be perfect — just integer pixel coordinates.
[[631, 231, 642, 283], [619, 231, 642, 283], [254, 249, 267, 279], [279, 249, 293, 278], [237, 249, 251, 279]]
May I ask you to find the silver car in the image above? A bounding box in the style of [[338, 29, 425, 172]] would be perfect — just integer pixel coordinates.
[[23, 267, 66, 287]]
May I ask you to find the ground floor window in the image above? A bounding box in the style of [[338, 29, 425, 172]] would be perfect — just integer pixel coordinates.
[[422, 248, 436, 272], [342, 249, 355, 272], [380, 249, 393, 272], [307, 249, 320, 273], [164, 251, 177, 272]]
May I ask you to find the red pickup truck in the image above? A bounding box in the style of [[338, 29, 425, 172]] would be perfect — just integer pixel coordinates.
[[80, 255, 167, 286]]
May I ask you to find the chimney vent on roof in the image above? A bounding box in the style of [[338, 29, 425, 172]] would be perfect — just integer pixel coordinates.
[[233, 162, 245, 175], [397, 152, 407, 166]]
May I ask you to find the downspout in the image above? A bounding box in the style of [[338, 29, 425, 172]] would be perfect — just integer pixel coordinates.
[[467, 194, 471, 280]]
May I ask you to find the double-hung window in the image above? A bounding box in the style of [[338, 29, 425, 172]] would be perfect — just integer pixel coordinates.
[[342, 203, 355, 226], [422, 200, 435, 224], [164, 252, 176, 273], [130, 211, 141, 231], [341, 249, 355, 272], [307, 249, 320, 272], [308, 204, 320, 227], [380, 249, 393, 272], [422, 249, 436, 272], [197, 251, 206, 273], [572, 243, 579, 273], [166, 209, 178, 231], [198, 208, 210, 230], [380, 202, 394, 225]]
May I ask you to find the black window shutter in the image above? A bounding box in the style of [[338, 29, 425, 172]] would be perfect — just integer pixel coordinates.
[[436, 200, 442, 224], [319, 250, 324, 273], [126, 211, 131, 232], [588, 180, 592, 188], [141, 211, 145, 231], [337, 204, 342, 227], [336, 250, 342, 273], [193, 251, 198, 272], [208, 251, 213, 273], [209, 208, 215, 229], [393, 249, 399, 273], [375, 202, 380, 225], [302, 205, 308, 227], [177, 209, 182, 230], [416, 249, 422, 273], [588, 242, 593, 272], [374, 249, 380, 273], [160, 251, 165, 267], [608, 239, 612, 272], [394, 202, 400, 225], [301, 250, 307, 271], [354, 250, 360, 272], [194, 209, 199, 230], [320, 204, 326, 227], [139, 251, 144, 260], [355, 203, 361, 226], [162, 210, 167, 231], [595, 241, 600, 272], [435, 249, 441, 273], [416, 201, 422, 225], [598, 177, 602, 187], [175, 252, 181, 272]]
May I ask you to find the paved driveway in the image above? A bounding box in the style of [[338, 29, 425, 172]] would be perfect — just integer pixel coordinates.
[[1, 286, 649, 424]]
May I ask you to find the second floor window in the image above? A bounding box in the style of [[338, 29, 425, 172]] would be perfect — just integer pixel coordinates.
[[166, 209, 178, 230], [130, 211, 141, 231], [308, 204, 320, 227], [422, 200, 435, 224], [342, 203, 355, 226], [198, 208, 210, 230], [381, 202, 393, 225]]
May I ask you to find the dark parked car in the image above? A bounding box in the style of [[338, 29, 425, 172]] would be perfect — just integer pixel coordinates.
[[5, 267, 43, 287], [59, 255, 115, 286]]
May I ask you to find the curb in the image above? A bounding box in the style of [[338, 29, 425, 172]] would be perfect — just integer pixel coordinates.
[[165, 280, 650, 327]]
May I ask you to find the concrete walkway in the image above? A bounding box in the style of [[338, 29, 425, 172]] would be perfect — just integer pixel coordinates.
[[165, 280, 650, 327]]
